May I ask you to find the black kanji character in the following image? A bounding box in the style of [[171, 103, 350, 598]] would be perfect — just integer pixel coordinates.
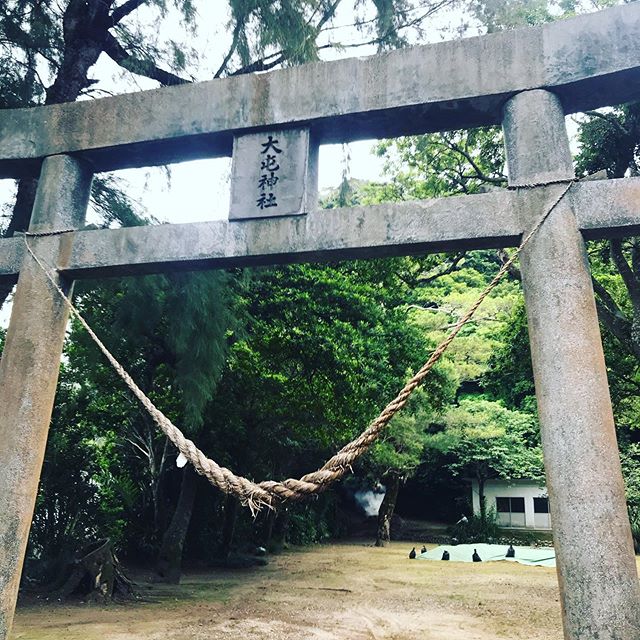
[[260, 135, 282, 155], [258, 172, 279, 189], [260, 154, 280, 171], [257, 192, 278, 209]]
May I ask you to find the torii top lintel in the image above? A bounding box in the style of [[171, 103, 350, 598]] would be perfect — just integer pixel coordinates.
[[1, 3, 640, 178]]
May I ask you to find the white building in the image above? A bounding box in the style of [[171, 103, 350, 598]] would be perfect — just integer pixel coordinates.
[[470, 478, 551, 530]]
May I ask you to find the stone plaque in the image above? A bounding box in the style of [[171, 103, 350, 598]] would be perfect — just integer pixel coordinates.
[[229, 127, 317, 220]]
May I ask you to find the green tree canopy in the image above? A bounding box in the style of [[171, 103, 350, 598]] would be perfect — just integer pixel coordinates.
[[427, 397, 543, 521]]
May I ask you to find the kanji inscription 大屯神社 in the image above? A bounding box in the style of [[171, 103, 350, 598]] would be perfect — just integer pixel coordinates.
[[257, 134, 282, 209], [229, 127, 317, 220]]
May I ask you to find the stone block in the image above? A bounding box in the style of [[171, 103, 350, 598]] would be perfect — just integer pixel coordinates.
[[229, 128, 317, 220]]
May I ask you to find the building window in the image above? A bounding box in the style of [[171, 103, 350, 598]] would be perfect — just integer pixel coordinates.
[[496, 497, 525, 512], [534, 497, 549, 513], [495, 496, 526, 527]]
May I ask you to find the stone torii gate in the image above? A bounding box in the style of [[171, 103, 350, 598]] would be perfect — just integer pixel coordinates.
[[1, 4, 640, 639]]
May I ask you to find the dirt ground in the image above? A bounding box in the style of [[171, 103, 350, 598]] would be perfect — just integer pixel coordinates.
[[11, 541, 570, 640]]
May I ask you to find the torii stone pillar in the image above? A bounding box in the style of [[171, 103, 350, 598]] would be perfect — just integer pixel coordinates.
[[503, 89, 640, 639], [0, 155, 92, 638]]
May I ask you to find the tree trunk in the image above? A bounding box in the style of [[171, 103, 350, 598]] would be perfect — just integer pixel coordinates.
[[0, 0, 109, 310], [150, 434, 170, 539], [375, 475, 401, 547], [271, 509, 290, 552], [478, 477, 487, 525], [219, 495, 240, 560], [155, 467, 198, 583], [263, 509, 276, 549]]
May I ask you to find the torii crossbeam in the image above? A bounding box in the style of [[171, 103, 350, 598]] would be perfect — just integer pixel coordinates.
[[1, 5, 640, 639]]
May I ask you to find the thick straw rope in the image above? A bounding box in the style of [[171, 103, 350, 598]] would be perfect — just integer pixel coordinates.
[[22, 180, 574, 513]]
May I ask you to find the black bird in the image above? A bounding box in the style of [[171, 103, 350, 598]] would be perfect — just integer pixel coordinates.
[[421, 545, 427, 554], [472, 549, 482, 562], [409, 547, 416, 559], [506, 545, 515, 558], [441, 550, 450, 561]]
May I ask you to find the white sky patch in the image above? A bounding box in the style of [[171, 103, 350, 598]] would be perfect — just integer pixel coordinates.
[[0, 292, 12, 328]]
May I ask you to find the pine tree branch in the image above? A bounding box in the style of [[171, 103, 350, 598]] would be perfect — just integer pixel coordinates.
[[447, 174, 470, 193], [314, 0, 343, 32], [497, 249, 521, 281], [103, 32, 190, 85], [111, 0, 148, 25], [230, 52, 286, 76], [397, 0, 457, 33], [584, 110, 631, 137], [591, 276, 637, 356], [415, 252, 466, 285], [461, 173, 507, 184], [228, 0, 447, 79], [213, 22, 242, 78], [320, 0, 451, 35], [594, 299, 637, 357], [223, 0, 341, 78], [446, 139, 507, 185], [592, 275, 628, 321]]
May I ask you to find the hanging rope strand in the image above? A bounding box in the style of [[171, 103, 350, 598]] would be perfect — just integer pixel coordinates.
[[21, 180, 574, 512]]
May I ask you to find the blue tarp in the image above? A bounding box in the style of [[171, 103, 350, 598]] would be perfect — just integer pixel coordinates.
[[418, 543, 556, 567]]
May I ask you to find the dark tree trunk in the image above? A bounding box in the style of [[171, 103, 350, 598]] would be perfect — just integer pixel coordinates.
[[150, 433, 170, 539], [375, 475, 401, 547], [155, 467, 198, 583], [219, 495, 240, 560], [263, 509, 276, 549], [478, 476, 487, 524], [270, 509, 290, 552]]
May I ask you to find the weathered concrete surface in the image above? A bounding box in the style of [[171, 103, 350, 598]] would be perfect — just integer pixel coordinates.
[[0, 178, 638, 283], [1, 3, 639, 177], [58, 191, 519, 278], [0, 238, 22, 285], [574, 178, 640, 240], [0, 155, 92, 640], [503, 90, 640, 640], [229, 128, 317, 219]]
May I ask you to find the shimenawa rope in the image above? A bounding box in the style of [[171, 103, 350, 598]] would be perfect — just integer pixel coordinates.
[[21, 180, 575, 513]]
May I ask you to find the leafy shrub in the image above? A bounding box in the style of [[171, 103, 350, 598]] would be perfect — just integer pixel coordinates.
[[447, 508, 501, 543], [287, 503, 332, 546]]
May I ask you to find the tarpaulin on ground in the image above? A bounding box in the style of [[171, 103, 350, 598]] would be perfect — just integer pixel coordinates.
[[418, 543, 556, 567]]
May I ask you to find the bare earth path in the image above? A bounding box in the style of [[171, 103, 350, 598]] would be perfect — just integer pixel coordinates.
[[11, 541, 570, 640]]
